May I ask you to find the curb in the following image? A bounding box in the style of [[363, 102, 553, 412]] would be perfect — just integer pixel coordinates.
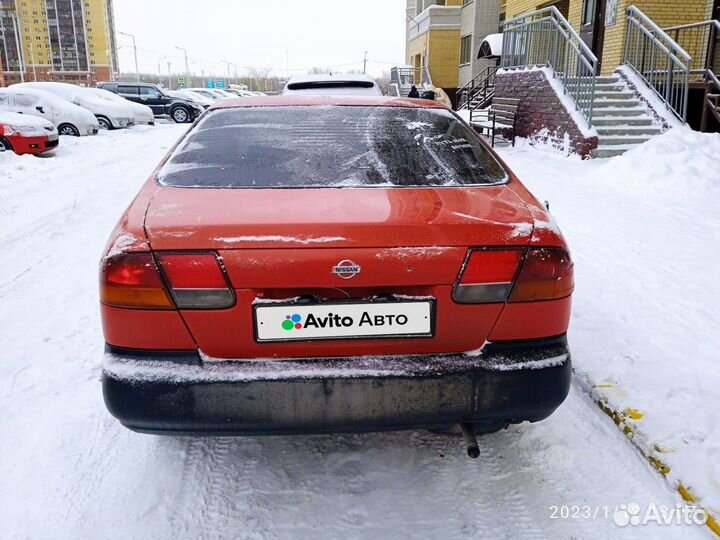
[[578, 378, 720, 537]]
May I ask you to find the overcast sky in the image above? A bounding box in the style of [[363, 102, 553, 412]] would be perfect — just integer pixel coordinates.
[[113, 0, 406, 79]]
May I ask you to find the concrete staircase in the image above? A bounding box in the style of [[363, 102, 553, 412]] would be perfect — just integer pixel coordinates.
[[588, 74, 662, 158]]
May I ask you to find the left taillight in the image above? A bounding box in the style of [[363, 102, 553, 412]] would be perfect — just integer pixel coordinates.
[[100, 253, 174, 309]]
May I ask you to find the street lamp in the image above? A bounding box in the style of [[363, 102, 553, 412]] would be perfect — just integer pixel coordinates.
[[175, 46, 189, 88], [119, 31, 139, 82]]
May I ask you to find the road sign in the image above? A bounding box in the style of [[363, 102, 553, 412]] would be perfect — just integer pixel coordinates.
[[207, 80, 215, 88], [216, 80, 226, 89], [177, 76, 185, 88]]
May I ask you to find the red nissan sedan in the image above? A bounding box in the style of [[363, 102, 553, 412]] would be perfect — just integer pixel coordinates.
[[100, 96, 573, 447]]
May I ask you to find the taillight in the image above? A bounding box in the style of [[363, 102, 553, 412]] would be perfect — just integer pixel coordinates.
[[509, 248, 574, 302], [453, 249, 524, 303], [100, 253, 174, 309], [156, 252, 235, 309]]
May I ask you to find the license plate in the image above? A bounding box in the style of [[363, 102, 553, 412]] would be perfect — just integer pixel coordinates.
[[254, 301, 434, 342]]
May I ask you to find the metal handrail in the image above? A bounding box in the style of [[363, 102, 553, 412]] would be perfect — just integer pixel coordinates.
[[624, 5, 690, 122], [500, 6, 598, 127], [664, 19, 720, 75], [456, 66, 498, 110], [701, 68, 720, 131]]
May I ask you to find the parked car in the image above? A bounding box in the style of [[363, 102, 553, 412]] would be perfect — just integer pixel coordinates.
[[97, 82, 203, 123], [100, 96, 573, 449], [182, 88, 222, 102], [167, 89, 213, 110], [283, 73, 383, 96], [223, 88, 257, 98], [12, 82, 134, 130], [0, 111, 59, 155], [85, 87, 154, 126], [0, 87, 99, 136]]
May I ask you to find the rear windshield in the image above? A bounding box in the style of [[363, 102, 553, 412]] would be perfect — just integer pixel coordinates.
[[157, 106, 508, 188]]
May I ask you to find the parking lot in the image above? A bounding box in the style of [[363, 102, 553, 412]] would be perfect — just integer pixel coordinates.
[[0, 124, 715, 539]]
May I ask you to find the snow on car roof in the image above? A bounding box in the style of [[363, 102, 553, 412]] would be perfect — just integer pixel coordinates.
[[0, 110, 54, 127], [209, 95, 447, 110]]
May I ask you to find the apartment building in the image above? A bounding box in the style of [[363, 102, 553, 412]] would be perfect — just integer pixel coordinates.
[[502, 0, 719, 75], [0, 0, 118, 86], [405, 0, 502, 97]]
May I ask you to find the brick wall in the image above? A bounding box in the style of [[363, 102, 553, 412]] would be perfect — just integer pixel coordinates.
[[428, 29, 462, 87], [494, 69, 598, 156]]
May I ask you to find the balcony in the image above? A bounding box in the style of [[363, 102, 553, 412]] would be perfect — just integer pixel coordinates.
[[408, 4, 461, 41]]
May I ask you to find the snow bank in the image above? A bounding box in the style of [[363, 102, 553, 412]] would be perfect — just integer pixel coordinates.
[[499, 127, 720, 521]]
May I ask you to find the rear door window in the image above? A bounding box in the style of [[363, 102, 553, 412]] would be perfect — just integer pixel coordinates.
[[158, 106, 508, 188], [119, 85, 139, 97]]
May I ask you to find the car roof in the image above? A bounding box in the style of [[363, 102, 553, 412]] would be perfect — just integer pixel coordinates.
[[285, 73, 378, 85], [209, 95, 446, 110]]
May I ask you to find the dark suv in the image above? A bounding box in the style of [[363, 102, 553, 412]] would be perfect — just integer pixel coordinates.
[[97, 82, 204, 123]]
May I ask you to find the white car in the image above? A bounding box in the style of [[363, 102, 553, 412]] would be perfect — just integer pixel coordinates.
[[186, 88, 234, 101], [11, 82, 135, 130], [167, 90, 214, 109], [282, 74, 383, 96], [223, 88, 257, 98], [0, 87, 99, 136], [85, 87, 154, 126]]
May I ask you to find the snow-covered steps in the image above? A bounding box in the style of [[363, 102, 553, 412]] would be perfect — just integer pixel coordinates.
[[596, 125, 663, 136], [587, 73, 663, 159]]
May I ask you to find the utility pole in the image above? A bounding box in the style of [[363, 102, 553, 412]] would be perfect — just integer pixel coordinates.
[[119, 31, 139, 82], [158, 56, 167, 86], [220, 60, 236, 86], [166, 61, 172, 89], [175, 46, 189, 89], [363, 50, 368, 75], [29, 41, 37, 81]]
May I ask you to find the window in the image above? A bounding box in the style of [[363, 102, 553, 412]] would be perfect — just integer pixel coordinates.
[[460, 35, 472, 65], [139, 86, 159, 96], [158, 106, 508, 189], [582, 0, 597, 25], [13, 94, 37, 107], [118, 85, 139, 96]]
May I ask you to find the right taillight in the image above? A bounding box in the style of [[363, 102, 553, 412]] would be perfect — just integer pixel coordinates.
[[508, 248, 574, 302], [156, 252, 235, 309]]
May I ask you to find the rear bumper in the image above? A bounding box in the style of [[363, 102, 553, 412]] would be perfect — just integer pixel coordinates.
[[102, 336, 571, 435]]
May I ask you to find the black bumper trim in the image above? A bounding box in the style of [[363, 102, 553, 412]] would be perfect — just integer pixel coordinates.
[[102, 336, 571, 435]]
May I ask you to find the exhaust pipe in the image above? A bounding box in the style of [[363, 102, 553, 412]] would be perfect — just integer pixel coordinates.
[[460, 423, 480, 459]]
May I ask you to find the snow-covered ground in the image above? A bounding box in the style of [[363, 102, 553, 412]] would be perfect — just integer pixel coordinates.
[[0, 125, 715, 539], [497, 128, 720, 530]]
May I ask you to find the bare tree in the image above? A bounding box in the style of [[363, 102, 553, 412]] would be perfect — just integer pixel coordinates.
[[247, 66, 272, 91]]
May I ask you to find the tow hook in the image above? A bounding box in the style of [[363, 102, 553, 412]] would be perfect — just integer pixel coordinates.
[[460, 423, 480, 459]]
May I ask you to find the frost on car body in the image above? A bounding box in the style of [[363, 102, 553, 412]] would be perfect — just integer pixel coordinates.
[[99, 96, 574, 438]]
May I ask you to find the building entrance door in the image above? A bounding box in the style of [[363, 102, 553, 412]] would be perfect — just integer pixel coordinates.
[[580, 0, 608, 71]]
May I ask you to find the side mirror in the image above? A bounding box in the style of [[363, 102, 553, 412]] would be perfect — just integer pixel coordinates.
[[155, 92, 163, 98], [36, 106, 45, 114]]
